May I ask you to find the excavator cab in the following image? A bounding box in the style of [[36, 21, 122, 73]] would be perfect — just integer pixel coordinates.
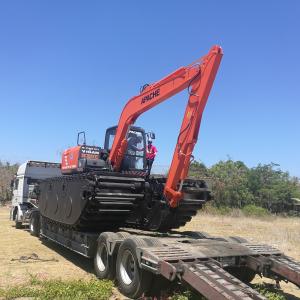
[[104, 126, 146, 171]]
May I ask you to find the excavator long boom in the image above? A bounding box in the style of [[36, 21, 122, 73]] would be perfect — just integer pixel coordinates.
[[109, 45, 223, 207]]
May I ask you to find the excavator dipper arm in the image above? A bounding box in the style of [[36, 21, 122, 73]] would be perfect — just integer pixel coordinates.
[[109, 45, 223, 208]]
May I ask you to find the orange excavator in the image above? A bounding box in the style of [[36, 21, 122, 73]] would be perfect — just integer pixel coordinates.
[[38, 46, 223, 231]]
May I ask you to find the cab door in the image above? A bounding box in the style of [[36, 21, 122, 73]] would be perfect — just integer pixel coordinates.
[[11, 177, 21, 206], [12, 177, 24, 205]]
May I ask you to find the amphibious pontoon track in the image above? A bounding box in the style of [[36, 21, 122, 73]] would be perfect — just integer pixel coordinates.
[[38, 172, 211, 231]]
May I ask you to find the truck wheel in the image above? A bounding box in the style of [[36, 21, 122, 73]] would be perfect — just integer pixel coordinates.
[[15, 211, 22, 229], [29, 213, 40, 237], [116, 237, 152, 299], [94, 232, 117, 280]]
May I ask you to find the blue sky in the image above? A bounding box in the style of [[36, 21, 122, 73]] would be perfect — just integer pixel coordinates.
[[0, 1, 299, 177]]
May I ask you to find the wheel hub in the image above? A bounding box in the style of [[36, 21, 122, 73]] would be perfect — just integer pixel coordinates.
[[96, 243, 108, 272], [120, 249, 135, 285]]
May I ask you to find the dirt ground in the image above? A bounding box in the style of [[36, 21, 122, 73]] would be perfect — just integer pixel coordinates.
[[0, 206, 94, 287], [0, 206, 299, 299]]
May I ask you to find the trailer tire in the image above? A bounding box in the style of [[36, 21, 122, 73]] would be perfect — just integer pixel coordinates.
[[116, 231, 131, 239], [146, 275, 173, 297], [228, 236, 248, 243], [116, 237, 152, 299], [227, 266, 256, 283], [94, 232, 117, 280], [29, 212, 40, 237]]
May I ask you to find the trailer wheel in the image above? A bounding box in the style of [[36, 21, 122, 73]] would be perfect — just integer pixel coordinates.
[[15, 210, 22, 229], [116, 237, 152, 299], [29, 212, 40, 237], [94, 232, 117, 280], [145, 275, 173, 297], [116, 231, 131, 239], [227, 266, 256, 283]]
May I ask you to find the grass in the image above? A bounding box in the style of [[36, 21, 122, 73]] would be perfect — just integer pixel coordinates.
[[242, 204, 271, 217], [0, 280, 290, 300], [170, 284, 288, 300], [252, 284, 287, 300], [202, 204, 271, 218], [171, 290, 204, 300], [0, 276, 113, 300]]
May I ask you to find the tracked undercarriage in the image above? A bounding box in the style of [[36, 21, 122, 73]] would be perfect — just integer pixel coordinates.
[[38, 172, 210, 232]]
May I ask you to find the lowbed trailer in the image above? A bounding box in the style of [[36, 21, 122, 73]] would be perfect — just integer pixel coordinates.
[[34, 215, 300, 299]]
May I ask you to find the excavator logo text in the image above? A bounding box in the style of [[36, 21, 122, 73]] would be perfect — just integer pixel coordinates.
[[141, 88, 160, 104]]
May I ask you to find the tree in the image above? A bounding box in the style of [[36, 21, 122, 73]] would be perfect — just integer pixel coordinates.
[[189, 161, 210, 179], [209, 160, 253, 208], [248, 163, 300, 212], [0, 161, 19, 204], [188, 159, 299, 212]]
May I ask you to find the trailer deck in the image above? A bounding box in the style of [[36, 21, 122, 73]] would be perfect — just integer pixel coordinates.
[[127, 230, 300, 299], [39, 219, 300, 299]]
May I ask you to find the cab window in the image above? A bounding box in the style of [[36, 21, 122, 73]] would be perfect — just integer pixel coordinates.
[[123, 130, 145, 170]]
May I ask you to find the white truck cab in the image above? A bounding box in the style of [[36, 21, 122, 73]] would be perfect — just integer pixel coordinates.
[[10, 160, 61, 228]]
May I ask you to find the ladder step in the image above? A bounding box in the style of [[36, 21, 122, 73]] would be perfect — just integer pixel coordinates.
[[180, 260, 266, 300]]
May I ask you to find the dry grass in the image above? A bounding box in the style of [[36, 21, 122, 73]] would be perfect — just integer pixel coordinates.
[[0, 206, 125, 299], [182, 212, 300, 260], [181, 211, 300, 299], [0, 206, 95, 287]]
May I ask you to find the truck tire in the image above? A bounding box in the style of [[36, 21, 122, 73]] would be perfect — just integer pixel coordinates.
[[116, 237, 152, 299], [15, 210, 22, 229], [29, 212, 40, 237], [94, 232, 118, 280]]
